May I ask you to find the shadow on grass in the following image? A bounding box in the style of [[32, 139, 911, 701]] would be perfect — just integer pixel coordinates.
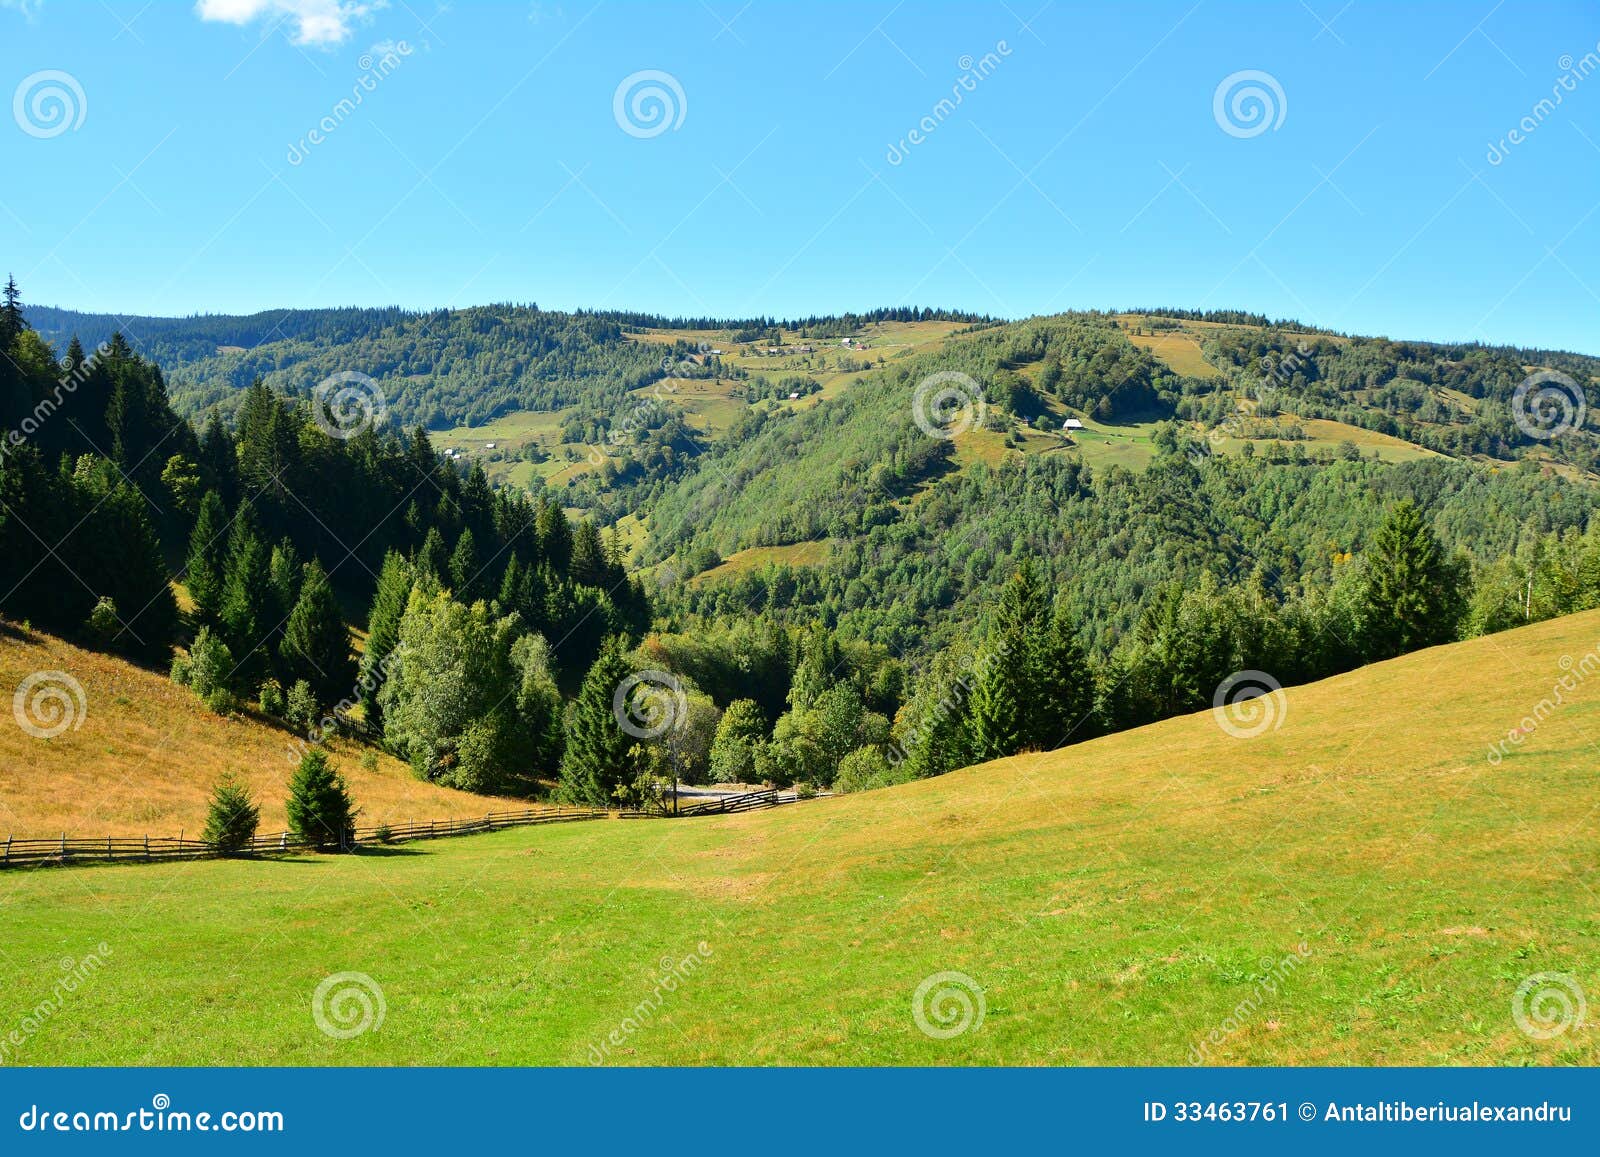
[[349, 844, 428, 858]]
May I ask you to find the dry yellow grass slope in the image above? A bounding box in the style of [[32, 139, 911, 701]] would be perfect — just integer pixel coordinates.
[[0, 621, 528, 840]]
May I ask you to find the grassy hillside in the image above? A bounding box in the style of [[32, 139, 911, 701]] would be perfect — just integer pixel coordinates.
[[0, 623, 531, 840], [5, 609, 1597, 1065]]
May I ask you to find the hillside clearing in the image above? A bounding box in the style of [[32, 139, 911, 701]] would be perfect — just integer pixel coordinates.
[[689, 541, 834, 586], [0, 624, 529, 840]]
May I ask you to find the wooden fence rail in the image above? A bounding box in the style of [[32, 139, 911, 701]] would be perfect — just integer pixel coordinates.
[[2, 788, 806, 872], [1, 807, 608, 871]]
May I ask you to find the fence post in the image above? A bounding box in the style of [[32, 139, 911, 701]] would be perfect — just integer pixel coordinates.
[[144, 835, 150, 861], [3, 835, 9, 866], [60, 831, 66, 863]]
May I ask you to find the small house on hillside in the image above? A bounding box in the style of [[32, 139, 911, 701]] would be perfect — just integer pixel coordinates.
[[1063, 418, 1084, 431]]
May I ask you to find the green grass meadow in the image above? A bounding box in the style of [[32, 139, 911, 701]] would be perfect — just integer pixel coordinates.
[[4, 611, 1598, 1066]]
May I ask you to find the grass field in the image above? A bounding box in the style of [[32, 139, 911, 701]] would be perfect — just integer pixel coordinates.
[[1122, 326, 1223, 379], [0, 624, 526, 840], [4, 610, 1598, 1065], [1208, 416, 1440, 465], [1063, 415, 1163, 471], [689, 540, 834, 586]]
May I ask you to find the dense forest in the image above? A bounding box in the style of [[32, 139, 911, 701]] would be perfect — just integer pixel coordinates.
[[8, 275, 1600, 819], [27, 302, 990, 434]]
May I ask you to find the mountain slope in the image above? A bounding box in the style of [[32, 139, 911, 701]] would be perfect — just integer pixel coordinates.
[[0, 621, 529, 840], [4, 608, 1596, 1064]]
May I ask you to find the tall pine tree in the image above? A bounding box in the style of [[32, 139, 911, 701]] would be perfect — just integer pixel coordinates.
[[1361, 501, 1466, 659], [558, 637, 637, 806], [359, 550, 413, 725], [1027, 603, 1096, 750], [219, 509, 275, 687], [280, 559, 355, 707], [185, 490, 230, 625]]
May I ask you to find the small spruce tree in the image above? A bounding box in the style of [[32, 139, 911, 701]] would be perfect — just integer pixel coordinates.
[[203, 774, 260, 853], [286, 749, 355, 851]]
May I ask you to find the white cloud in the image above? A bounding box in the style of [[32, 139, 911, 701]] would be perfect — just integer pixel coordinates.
[[0, 0, 46, 20], [195, 0, 384, 47]]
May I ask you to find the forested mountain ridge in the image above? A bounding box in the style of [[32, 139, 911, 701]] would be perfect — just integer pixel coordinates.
[[12, 273, 1600, 808], [25, 302, 990, 433]]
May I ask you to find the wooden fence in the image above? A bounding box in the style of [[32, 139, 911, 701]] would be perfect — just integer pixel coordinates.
[[2, 789, 809, 872], [677, 788, 791, 816], [0, 806, 607, 871]]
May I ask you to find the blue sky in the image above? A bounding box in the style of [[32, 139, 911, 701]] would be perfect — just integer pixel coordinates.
[[2, 0, 1597, 352]]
